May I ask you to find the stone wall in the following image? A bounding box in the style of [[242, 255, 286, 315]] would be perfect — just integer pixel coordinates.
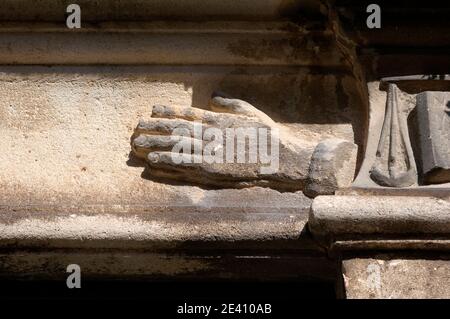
[[0, 0, 449, 299]]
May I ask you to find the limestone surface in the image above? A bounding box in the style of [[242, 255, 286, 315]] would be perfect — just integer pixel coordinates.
[[304, 138, 357, 197], [416, 91, 450, 184], [309, 195, 450, 236], [343, 258, 450, 299]]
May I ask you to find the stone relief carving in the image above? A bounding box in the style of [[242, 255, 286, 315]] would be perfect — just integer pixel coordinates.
[[131, 92, 357, 196], [369, 83, 418, 187], [130, 76, 450, 192], [416, 91, 450, 184], [356, 75, 450, 189]]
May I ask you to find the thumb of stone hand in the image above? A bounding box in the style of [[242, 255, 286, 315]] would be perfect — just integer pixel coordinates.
[[208, 91, 275, 126]]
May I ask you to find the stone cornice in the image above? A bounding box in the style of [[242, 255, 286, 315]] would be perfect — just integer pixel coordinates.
[[0, 22, 342, 66], [309, 195, 450, 251], [0, 0, 320, 22]]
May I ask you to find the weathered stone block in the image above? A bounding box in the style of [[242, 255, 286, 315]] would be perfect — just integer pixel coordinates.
[[343, 258, 450, 299], [416, 91, 450, 184], [309, 195, 450, 237], [304, 138, 357, 197]]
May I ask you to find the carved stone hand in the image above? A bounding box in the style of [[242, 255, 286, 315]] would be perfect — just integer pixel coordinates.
[[131, 93, 317, 191], [131, 92, 357, 194]]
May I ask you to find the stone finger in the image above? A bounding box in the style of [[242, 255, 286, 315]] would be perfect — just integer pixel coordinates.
[[132, 135, 203, 159], [151, 104, 248, 127], [209, 92, 274, 125], [136, 118, 199, 137], [147, 151, 205, 171]]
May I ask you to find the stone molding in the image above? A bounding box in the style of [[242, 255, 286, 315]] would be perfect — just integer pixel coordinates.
[[309, 194, 450, 251]]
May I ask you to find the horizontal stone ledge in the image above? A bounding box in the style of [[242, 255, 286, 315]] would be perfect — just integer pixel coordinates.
[[0, 251, 336, 280], [309, 195, 450, 239], [0, 32, 340, 66], [0, 21, 310, 34], [0, 203, 314, 251], [333, 239, 450, 251], [337, 187, 450, 199], [0, 0, 307, 21]]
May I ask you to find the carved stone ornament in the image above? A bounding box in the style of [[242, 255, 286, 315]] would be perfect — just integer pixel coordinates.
[[354, 75, 450, 189], [370, 83, 418, 187], [416, 91, 450, 184], [131, 92, 357, 196]]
